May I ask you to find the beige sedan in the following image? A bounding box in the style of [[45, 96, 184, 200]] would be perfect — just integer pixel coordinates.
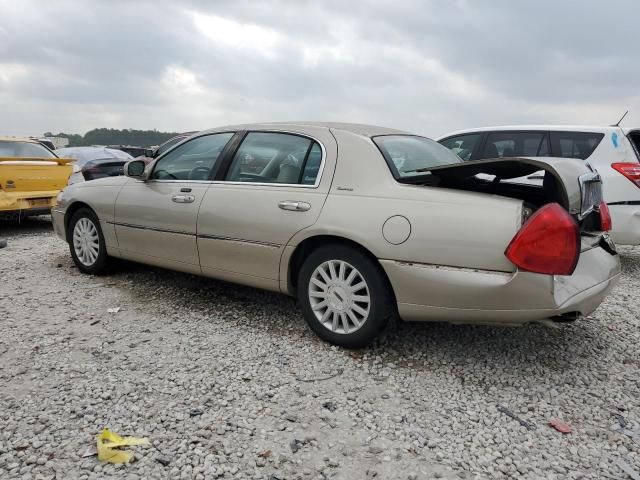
[[52, 122, 620, 347]]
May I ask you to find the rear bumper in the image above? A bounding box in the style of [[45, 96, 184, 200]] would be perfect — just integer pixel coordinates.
[[381, 245, 621, 325], [0, 190, 59, 217], [609, 204, 640, 245]]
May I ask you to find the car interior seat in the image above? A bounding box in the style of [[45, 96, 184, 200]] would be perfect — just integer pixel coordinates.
[[276, 162, 301, 183], [484, 143, 500, 159], [501, 147, 515, 157]]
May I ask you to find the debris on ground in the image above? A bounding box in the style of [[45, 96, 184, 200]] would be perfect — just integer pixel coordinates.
[[96, 428, 149, 464], [257, 449, 272, 458], [107, 307, 121, 314], [496, 405, 535, 430], [548, 419, 572, 434], [290, 438, 305, 453]]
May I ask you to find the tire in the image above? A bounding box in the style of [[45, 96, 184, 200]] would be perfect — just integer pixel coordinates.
[[68, 208, 110, 274], [297, 244, 395, 348]]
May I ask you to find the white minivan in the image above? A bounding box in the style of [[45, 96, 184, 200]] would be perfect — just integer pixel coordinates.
[[437, 126, 640, 245]]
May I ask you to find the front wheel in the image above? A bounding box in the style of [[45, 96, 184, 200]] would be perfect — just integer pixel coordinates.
[[297, 244, 395, 348], [68, 208, 110, 274]]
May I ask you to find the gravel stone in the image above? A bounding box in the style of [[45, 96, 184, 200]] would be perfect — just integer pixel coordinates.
[[0, 218, 639, 479]]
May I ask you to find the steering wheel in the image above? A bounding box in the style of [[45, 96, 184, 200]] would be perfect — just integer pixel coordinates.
[[153, 169, 177, 180], [189, 166, 210, 180]]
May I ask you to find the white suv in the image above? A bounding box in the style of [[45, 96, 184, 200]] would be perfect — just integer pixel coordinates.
[[437, 126, 640, 245]]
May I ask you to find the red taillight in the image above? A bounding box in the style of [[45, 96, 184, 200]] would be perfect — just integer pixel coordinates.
[[611, 162, 640, 187], [505, 203, 579, 276], [598, 201, 612, 231]]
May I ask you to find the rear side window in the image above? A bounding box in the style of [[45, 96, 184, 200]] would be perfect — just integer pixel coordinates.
[[225, 132, 322, 185], [439, 134, 481, 161], [550, 131, 604, 159], [481, 132, 549, 159]]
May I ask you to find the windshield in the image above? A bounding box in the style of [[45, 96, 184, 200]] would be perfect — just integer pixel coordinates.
[[373, 135, 462, 180], [0, 141, 57, 158]]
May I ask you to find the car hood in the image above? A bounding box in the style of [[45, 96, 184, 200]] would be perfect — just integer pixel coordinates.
[[425, 156, 599, 217]]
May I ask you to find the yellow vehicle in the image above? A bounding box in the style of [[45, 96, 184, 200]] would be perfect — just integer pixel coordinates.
[[0, 137, 73, 219]]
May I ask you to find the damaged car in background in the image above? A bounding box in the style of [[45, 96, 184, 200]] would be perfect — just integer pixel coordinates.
[[56, 146, 133, 185], [51, 123, 620, 347], [0, 137, 72, 219]]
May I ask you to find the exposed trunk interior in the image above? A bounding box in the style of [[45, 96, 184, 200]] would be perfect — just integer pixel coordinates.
[[411, 159, 569, 210], [406, 157, 604, 232]]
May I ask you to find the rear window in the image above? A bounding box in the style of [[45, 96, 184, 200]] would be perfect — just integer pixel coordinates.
[[0, 141, 56, 158], [550, 131, 604, 160], [373, 135, 463, 180]]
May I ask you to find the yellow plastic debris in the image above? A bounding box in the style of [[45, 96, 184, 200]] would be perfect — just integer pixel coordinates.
[[96, 428, 149, 464]]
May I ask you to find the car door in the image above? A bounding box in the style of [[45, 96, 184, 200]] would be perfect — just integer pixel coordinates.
[[197, 129, 337, 291], [114, 132, 235, 272]]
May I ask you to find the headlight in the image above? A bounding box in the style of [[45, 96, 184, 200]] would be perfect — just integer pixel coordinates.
[[68, 172, 85, 185]]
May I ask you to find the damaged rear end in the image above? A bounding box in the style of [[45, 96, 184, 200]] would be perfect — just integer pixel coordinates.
[[396, 156, 620, 324], [427, 157, 616, 275]]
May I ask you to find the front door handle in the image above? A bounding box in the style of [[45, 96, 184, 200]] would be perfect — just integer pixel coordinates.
[[278, 200, 311, 212], [172, 194, 195, 203]]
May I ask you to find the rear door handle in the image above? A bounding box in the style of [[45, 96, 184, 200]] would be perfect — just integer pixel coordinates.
[[278, 200, 311, 212], [172, 194, 195, 203]]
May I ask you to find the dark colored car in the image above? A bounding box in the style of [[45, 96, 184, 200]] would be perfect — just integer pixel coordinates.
[[55, 147, 133, 184]]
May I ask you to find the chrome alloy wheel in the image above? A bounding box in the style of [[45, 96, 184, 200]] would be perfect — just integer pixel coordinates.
[[308, 260, 371, 334], [72, 217, 100, 267]]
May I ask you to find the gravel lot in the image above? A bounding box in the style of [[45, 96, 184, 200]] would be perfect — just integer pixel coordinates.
[[1, 217, 639, 480]]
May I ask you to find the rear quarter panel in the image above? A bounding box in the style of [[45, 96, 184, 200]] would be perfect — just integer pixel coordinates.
[[287, 130, 522, 273]]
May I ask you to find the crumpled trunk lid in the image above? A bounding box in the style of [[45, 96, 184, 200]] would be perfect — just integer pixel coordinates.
[[0, 157, 73, 192], [425, 156, 603, 222]]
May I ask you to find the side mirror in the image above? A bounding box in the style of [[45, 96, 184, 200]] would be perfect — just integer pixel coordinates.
[[125, 159, 148, 180]]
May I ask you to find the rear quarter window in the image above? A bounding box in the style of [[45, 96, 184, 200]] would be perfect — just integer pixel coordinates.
[[550, 132, 604, 160]]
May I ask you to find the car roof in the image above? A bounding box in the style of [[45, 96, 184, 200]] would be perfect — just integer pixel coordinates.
[[0, 136, 40, 143], [199, 122, 409, 138], [437, 125, 640, 139]]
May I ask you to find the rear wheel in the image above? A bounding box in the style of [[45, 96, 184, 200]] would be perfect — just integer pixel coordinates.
[[297, 244, 394, 348], [68, 208, 110, 274]]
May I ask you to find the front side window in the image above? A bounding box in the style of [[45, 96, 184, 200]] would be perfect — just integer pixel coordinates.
[[439, 133, 481, 161], [0, 141, 56, 158], [550, 131, 604, 160], [150, 133, 234, 180], [373, 135, 462, 179], [155, 135, 187, 157], [481, 132, 549, 159], [225, 132, 322, 185]]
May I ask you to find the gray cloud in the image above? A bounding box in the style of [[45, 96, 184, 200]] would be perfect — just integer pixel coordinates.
[[0, 0, 638, 137]]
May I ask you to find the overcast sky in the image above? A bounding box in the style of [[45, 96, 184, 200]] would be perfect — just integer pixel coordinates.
[[1, 0, 638, 138]]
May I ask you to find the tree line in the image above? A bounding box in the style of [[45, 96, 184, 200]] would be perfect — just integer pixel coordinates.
[[44, 128, 181, 147]]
